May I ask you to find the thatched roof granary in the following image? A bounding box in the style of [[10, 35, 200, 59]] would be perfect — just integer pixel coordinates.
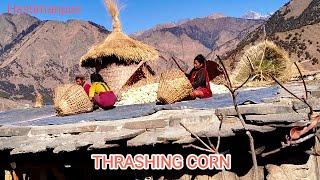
[[80, 31, 159, 68], [80, 0, 159, 93]]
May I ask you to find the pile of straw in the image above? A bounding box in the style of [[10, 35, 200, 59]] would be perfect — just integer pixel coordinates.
[[34, 93, 44, 108], [232, 40, 292, 86]]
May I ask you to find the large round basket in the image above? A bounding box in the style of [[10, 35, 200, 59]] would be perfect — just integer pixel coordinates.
[[99, 62, 142, 94], [54, 84, 93, 116], [157, 69, 193, 104]]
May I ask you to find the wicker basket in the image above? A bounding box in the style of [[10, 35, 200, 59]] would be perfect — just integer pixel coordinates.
[[157, 69, 193, 104], [54, 84, 93, 116], [99, 63, 142, 94]]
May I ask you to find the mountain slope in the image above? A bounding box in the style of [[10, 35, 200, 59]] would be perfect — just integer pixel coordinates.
[[0, 14, 110, 102], [134, 16, 263, 68], [224, 0, 320, 73], [0, 13, 263, 102], [0, 13, 40, 51]]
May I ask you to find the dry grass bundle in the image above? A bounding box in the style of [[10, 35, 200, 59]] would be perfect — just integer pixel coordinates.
[[231, 40, 292, 86], [157, 69, 193, 104], [54, 84, 93, 116], [34, 93, 44, 108], [104, 0, 121, 32], [80, 0, 158, 67]]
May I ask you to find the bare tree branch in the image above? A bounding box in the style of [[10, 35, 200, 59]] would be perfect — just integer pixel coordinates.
[[180, 122, 216, 152], [183, 144, 215, 153], [261, 133, 316, 157], [216, 55, 259, 180], [234, 73, 252, 92], [171, 56, 185, 73], [294, 62, 309, 99], [271, 75, 313, 120], [206, 136, 215, 150], [216, 114, 224, 153], [217, 55, 233, 90]]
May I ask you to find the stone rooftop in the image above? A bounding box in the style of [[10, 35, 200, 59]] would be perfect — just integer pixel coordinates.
[[0, 81, 319, 155]]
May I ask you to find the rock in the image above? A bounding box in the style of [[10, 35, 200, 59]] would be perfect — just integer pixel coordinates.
[[173, 136, 196, 144], [233, 124, 276, 133], [292, 98, 320, 111], [103, 129, 145, 141], [95, 125, 117, 132], [311, 90, 320, 98], [239, 167, 265, 180], [178, 167, 264, 180], [10, 137, 53, 155], [88, 143, 119, 150], [193, 117, 239, 137], [0, 136, 32, 151], [48, 134, 85, 153], [268, 121, 309, 127], [307, 76, 315, 81], [53, 143, 81, 154], [49, 129, 144, 153], [266, 155, 318, 180], [215, 103, 294, 116], [194, 171, 238, 180], [245, 113, 309, 124], [123, 119, 168, 130], [29, 124, 97, 136], [157, 127, 190, 141], [0, 126, 31, 137], [127, 130, 164, 147], [193, 117, 275, 137]]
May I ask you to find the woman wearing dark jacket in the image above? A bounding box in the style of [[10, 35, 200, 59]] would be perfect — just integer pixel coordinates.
[[186, 54, 212, 99]]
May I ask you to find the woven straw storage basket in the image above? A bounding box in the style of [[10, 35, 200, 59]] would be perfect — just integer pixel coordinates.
[[99, 63, 142, 94], [157, 69, 193, 104], [54, 84, 93, 116]]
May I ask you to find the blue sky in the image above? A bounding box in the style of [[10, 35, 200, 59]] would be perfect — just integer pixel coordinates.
[[0, 0, 288, 34]]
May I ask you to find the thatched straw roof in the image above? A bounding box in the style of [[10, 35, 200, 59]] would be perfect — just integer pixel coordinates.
[[80, 0, 159, 68], [231, 40, 292, 86]]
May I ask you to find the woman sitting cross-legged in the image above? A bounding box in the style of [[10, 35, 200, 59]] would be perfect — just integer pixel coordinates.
[[186, 54, 213, 99], [89, 73, 117, 110]]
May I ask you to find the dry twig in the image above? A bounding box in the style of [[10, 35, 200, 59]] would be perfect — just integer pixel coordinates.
[[180, 122, 216, 153], [261, 133, 316, 157], [216, 55, 259, 180], [216, 114, 224, 153], [183, 144, 214, 153], [294, 62, 309, 99], [263, 63, 319, 159]]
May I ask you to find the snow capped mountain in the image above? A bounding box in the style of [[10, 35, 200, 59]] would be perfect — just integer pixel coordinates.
[[242, 11, 270, 20], [206, 13, 226, 20]]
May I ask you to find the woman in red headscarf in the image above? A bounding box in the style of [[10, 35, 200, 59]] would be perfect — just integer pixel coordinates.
[[186, 54, 212, 99]]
